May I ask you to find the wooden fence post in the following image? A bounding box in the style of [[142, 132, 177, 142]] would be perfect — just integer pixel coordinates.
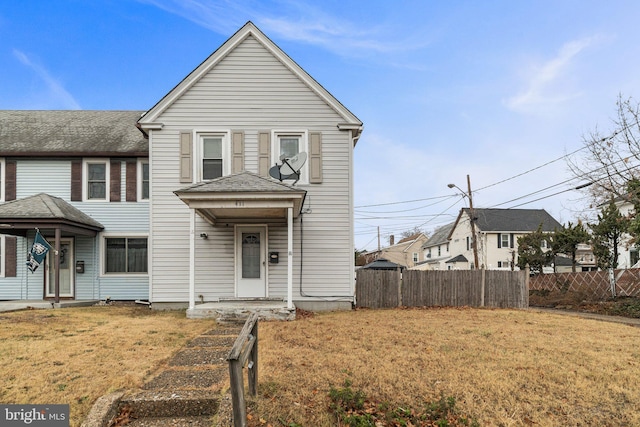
[[480, 268, 486, 307]]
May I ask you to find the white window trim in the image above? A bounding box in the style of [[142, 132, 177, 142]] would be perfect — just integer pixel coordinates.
[[100, 233, 149, 277], [196, 130, 231, 181], [0, 158, 5, 203], [0, 235, 5, 278], [271, 130, 309, 185], [501, 233, 510, 248], [138, 159, 149, 201], [83, 158, 110, 202]]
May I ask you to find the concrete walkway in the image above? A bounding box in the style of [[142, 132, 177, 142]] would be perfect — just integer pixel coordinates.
[[530, 307, 640, 327], [0, 300, 98, 312]]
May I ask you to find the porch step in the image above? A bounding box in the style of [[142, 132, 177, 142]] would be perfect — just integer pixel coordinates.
[[187, 301, 296, 322], [118, 390, 220, 419], [125, 415, 214, 426]]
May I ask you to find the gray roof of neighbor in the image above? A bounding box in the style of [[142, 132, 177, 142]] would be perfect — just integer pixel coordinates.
[[0, 193, 104, 229], [0, 110, 147, 156], [423, 223, 454, 249], [446, 254, 468, 263], [362, 258, 402, 270], [175, 171, 307, 195], [463, 208, 561, 232]]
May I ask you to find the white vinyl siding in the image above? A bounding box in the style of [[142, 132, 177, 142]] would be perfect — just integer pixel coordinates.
[[149, 35, 354, 302]]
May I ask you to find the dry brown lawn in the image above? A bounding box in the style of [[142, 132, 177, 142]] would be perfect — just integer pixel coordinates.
[[0, 305, 214, 427], [254, 307, 640, 426]]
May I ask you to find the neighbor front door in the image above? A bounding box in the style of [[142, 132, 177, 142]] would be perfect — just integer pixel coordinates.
[[236, 226, 266, 298], [46, 239, 74, 298]]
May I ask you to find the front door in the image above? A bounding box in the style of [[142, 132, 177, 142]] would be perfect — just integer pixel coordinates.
[[236, 227, 266, 298], [46, 239, 74, 298]]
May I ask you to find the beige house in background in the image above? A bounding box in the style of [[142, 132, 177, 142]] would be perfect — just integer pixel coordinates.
[[362, 233, 428, 269]]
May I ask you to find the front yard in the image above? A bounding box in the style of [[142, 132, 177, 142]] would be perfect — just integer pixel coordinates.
[[1, 305, 639, 426]]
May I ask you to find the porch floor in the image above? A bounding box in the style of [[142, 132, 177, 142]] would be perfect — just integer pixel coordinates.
[[186, 299, 296, 322], [0, 300, 99, 313]]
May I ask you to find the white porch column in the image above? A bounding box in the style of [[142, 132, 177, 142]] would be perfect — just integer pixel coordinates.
[[287, 206, 293, 309], [189, 208, 196, 310]]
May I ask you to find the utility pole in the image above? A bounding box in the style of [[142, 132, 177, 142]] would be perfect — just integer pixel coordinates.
[[448, 175, 480, 270], [466, 174, 480, 270]]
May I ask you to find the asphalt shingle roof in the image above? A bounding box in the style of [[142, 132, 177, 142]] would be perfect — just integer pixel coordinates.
[[0, 193, 104, 229], [0, 110, 147, 156], [464, 208, 561, 232], [423, 223, 454, 249], [175, 171, 307, 194]]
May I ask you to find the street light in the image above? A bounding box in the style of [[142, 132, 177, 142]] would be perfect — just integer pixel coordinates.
[[448, 175, 480, 270]]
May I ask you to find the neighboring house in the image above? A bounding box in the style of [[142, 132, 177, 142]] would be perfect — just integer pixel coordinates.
[[446, 208, 562, 270], [361, 258, 402, 271], [0, 111, 149, 301], [362, 233, 428, 269], [136, 22, 362, 313], [611, 198, 638, 268], [412, 223, 454, 270], [0, 22, 363, 313]]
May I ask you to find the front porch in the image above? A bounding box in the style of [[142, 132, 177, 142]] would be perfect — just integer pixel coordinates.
[[186, 298, 296, 322]]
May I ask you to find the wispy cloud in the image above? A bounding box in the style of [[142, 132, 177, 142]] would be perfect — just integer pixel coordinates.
[[138, 0, 428, 57], [13, 49, 81, 109], [505, 37, 598, 113]]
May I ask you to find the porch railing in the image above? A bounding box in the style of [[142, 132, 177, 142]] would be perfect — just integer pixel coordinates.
[[227, 312, 259, 427]]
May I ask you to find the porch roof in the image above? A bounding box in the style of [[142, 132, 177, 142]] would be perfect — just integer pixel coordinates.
[[0, 193, 104, 236], [174, 171, 307, 225]]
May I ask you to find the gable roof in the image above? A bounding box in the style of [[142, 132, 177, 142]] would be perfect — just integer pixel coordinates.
[[452, 208, 561, 234], [0, 110, 147, 156], [423, 223, 454, 249], [446, 254, 468, 263], [137, 22, 362, 141]]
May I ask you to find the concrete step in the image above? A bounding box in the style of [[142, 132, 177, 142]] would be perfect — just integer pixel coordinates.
[[125, 415, 214, 426], [119, 390, 220, 418]]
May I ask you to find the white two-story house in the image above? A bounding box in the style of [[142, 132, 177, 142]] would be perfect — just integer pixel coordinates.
[[440, 208, 561, 270], [137, 22, 362, 315]]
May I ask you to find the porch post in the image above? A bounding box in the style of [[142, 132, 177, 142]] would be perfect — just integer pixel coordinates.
[[189, 208, 195, 310], [54, 227, 61, 304], [287, 207, 293, 309]]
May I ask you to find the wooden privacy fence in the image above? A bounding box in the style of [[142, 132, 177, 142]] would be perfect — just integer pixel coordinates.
[[529, 268, 640, 300], [356, 269, 529, 309]]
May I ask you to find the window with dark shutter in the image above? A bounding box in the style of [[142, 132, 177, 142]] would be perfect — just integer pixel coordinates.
[[5, 160, 16, 202], [4, 236, 16, 277], [71, 159, 83, 201], [110, 161, 121, 202], [126, 161, 137, 202]]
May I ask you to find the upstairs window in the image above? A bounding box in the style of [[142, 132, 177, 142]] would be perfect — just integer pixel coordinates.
[[273, 131, 308, 184], [501, 234, 510, 248], [198, 133, 229, 180], [139, 160, 149, 200], [83, 160, 110, 201]]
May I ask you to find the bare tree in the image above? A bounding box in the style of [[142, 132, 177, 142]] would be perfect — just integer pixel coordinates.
[[567, 94, 640, 207]]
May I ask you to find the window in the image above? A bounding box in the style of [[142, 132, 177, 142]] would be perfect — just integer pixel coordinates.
[[427, 249, 431, 258], [438, 246, 441, 256], [498, 261, 510, 269], [413, 252, 418, 263], [83, 160, 109, 201], [198, 133, 230, 180], [446, 243, 449, 253], [104, 237, 148, 274], [500, 234, 510, 248], [139, 160, 149, 200], [541, 239, 548, 249], [273, 131, 309, 183]]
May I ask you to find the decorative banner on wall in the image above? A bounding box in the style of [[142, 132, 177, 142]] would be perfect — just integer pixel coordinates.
[[26, 230, 52, 273]]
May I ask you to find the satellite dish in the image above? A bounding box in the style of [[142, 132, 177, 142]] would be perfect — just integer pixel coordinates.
[[280, 152, 307, 175], [269, 152, 307, 184]]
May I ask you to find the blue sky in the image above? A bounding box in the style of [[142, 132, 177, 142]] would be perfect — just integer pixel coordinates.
[[2, 1, 640, 251]]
